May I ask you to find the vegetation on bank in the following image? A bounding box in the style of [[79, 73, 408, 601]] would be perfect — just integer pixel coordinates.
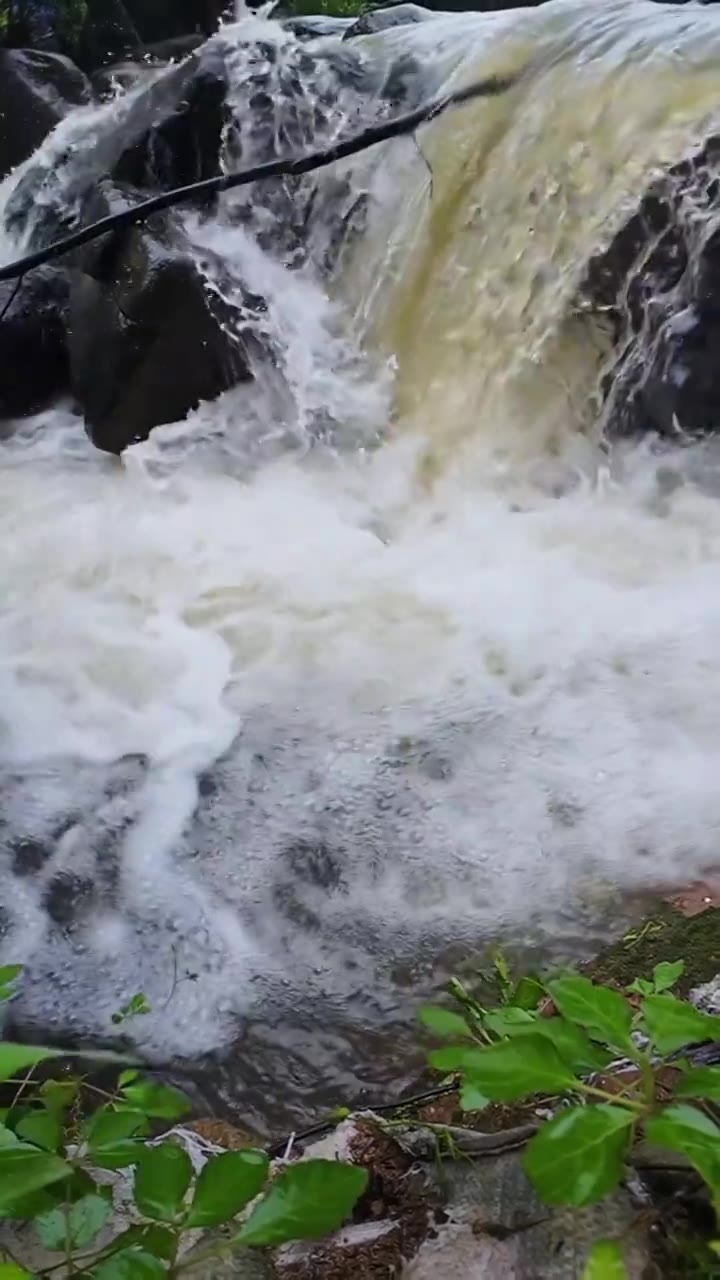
[[0, 925, 719, 1278], [280, 0, 366, 19], [0, 0, 368, 53]]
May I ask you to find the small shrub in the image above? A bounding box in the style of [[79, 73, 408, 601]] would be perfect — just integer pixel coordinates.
[[421, 956, 720, 1278], [0, 968, 367, 1277]]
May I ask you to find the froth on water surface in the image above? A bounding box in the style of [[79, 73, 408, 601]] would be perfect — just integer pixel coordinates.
[[2, 0, 720, 1126]]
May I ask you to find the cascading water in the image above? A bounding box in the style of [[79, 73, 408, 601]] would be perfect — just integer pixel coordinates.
[[2, 0, 720, 1129]]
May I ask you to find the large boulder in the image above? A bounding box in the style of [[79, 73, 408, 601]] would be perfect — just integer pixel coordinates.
[[67, 218, 257, 453], [0, 267, 71, 418], [581, 134, 720, 440], [0, 48, 91, 181], [0, 29, 426, 451]]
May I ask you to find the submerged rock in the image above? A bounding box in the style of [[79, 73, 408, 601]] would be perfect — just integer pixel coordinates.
[[0, 267, 71, 418], [0, 48, 91, 181], [342, 4, 435, 40]]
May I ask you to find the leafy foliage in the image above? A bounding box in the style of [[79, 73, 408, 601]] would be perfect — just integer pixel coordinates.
[[0, 971, 368, 1275], [421, 948, 720, 1230]]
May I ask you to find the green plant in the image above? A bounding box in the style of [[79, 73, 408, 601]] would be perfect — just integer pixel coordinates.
[[0, 969, 368, 1277], [280, 0, 367, 19], [421, 957, 720, 1278]]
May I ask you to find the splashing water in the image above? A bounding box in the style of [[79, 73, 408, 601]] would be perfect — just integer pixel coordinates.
[[2, 0, 720, 1125]]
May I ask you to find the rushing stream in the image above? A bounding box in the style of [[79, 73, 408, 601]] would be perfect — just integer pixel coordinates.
[[2, 0, 720, 1129]]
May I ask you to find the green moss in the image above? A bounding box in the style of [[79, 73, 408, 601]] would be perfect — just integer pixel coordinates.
[[281, 0, 366, 16], [587, 905, 720, 996]]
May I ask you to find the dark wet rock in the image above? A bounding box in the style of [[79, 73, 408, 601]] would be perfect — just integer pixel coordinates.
[[0, 267, 71, 420], [581, 133, 720, 440], [68, 218, 257, 453], [10, 837, 53, 878], [4, 41, 231, 241], [343, 4, 435, 40], [283, 14, 355, 41], [44, 872, 97, 928], [111, 42, 230, 190], [0, 48, 91, 181]]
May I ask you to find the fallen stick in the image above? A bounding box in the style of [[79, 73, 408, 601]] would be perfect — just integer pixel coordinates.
[[0, 71, 519, 285]]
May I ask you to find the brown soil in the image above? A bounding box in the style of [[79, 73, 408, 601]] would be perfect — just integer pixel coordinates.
[[276, 1119, 436, 1280]]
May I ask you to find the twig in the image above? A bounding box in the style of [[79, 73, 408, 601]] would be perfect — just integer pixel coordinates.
[[0, 72, 520, 287], [266, 1081, 458, 1157], [0, 277, 22, 321]]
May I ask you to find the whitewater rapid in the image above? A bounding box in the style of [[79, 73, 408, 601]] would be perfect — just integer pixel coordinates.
[[1, 0, 720, 1123]]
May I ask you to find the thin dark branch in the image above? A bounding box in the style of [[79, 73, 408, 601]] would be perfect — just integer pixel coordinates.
[[0, 72, 519, 286], [0, 277, 22, 320]]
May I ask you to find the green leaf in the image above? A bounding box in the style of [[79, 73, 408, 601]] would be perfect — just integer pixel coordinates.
[[455, 1036, 578, 1102], [581, 1239, 628, 1279], [0, 966, 23, 988], [645, 1104, 720, 1191], [511, 976, 545, 1010], [641, 995, 720, 1055], [91, 1141, 145, 1171], [120, 1082, 189, 1121], [236, 1159, 368, 1247], [16, 1111, 62, 1153], [523, 1105, 634, 1206], [133, 1143, 193, 1221], [111, 994, 151, 1025], [529, 1018, 612, 1074], [34, 1205, 67, 1251], [91, 1223, 175, 1265], [673, 1067, 720, 1101], [85, 1108, 149, 1150], [459, 1082, 490, 1111], [92, 1248, 167, 1278], [1, 1195, 58, 1223], [652, 961, 685, 993], [493, 949, 511, 986], [69, 1194, 112, 1247], [0, 1265, 32, 1278], [418, 1007, 473, 1039], [118, 1070, 140, 1088], [0, 1044, 61, 1082], [546, 977, 634, 1054], [138, 1225, 177, 1261], [0, 1146, 71, 1209], [39, 1079, 80, 1114], [427, 1045, 471, 1072], [626, 978, 654, 997], [483, 1007, 537, 1038], [0, 1125, 20, 1148], [186, 1150, 269, 1228]]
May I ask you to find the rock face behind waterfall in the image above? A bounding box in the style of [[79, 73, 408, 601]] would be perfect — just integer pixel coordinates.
[[0, 49, 91, 181], [581, 134, 720, 442], [0, 30, 416, 452]]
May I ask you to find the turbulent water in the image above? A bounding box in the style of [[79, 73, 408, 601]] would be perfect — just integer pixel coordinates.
[[2, 0, 720, 1128]]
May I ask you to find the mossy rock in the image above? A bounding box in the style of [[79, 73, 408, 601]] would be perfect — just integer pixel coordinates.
[[587, 905, 720, 997]]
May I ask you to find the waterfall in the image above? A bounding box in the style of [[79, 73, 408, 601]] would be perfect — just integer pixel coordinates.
[[1, 0, 720, 1127]]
